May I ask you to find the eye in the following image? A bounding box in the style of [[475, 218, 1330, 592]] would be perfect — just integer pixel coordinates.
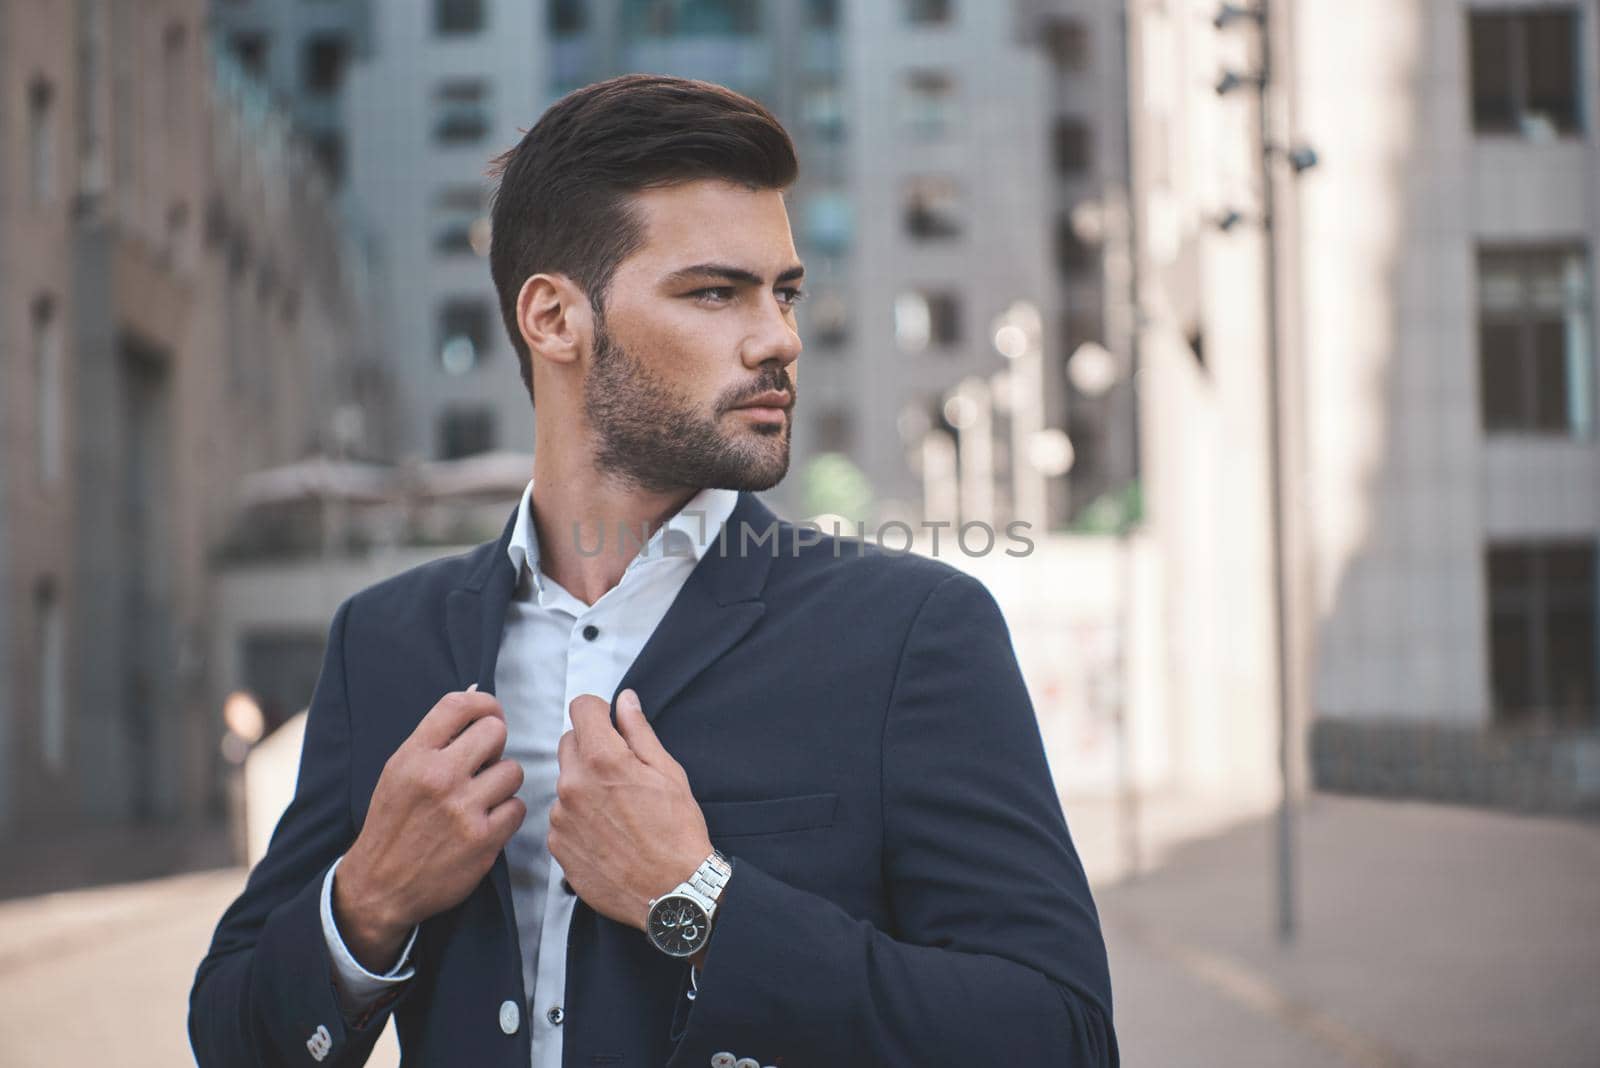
[[777, 287, 807, 308], [690, 286, 735, 304]]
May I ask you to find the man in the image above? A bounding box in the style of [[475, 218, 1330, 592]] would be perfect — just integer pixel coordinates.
[[190, 74, 1116, 1068]]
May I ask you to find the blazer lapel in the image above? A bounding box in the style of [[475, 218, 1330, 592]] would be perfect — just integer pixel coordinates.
[[443, 502, 522, 952], [440, 491, 780, 966], [614, 490, 777, 726]]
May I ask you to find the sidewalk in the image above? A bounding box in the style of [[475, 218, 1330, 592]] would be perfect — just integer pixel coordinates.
[[0, 795, 1594, 1066], [1095, 795, 1600, 1067]]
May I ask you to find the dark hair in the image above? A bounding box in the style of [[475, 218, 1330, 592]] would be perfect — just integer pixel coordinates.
[[487, 74, 799, 403]]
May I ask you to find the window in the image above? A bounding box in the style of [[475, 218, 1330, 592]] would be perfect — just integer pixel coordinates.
[[33, 296, 61, 484], [1053, 116, 1092, 176], [230, 31, 269, 78], [1469, 10, 1581, 137], [437, 298, 492, 374], [803, 192, 853, 255], [1487, 542, 1597, 726], [550, 0, 587, 35], [164, 23, 188, 142], [903, 177, 963, 240], [807, 0, 839, 30], [435, 0, 485, 36], [901, 70, 956, 140], [302, 34, 348, 95], [309, 130, 345, 185], [1041, 17, 1089, 72], [622, 0, 762, 36], [905, 0, 953, 26], [29, 79, 55, 206], [434, 186, 489, 256], [804, 291, 849, 349], [801, 83, 845, 142], [1478, 246, 1593, 435], [814, 408, 855, 453], [1055, 214, 1097, 278], [36, 578, 66, 771], [439, 407, 497, 459], [435, 80, 490, 144], [895, 291, 961, 351]]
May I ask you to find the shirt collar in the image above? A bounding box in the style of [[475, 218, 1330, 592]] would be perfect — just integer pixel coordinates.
[[505, 478, 740, 596]]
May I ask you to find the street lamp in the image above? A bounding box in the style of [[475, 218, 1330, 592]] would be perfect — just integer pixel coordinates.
[[990, 300, 1047, 533], [1214, 0, 1317, 945]]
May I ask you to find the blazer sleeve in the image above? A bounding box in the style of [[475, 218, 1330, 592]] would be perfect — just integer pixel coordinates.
[[666, 572, 1118, 1068], [189, 595, 413, 1067]]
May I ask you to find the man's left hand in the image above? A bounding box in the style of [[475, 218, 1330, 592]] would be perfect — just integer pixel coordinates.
[[550, 688, 714, 933]]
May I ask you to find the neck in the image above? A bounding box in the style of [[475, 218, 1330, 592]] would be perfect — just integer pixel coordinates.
[[530, 437, 700, 607]]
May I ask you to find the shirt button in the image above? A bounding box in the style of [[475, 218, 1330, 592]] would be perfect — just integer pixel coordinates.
[[498, 999, 520, 1035], [581, 624, 599, 641], [710, 1055, 736, 1068], [546, 1005, 564, 1026]]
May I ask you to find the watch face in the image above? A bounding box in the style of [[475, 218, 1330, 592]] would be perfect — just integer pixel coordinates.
[[647, 895, 710, 956]]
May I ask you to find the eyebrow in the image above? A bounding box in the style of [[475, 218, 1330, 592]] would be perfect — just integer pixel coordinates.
[[660, 262, 807, 288]]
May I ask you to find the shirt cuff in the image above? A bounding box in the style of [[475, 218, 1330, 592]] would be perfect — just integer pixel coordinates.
[[320, 854, 419, 1015]]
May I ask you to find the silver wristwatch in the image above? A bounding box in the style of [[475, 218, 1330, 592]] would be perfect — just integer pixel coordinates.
[[644, 849, 732, 958]]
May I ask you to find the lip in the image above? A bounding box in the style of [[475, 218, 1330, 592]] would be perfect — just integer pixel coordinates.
[[730, 391, 792, 421], [733, 391, 792, 411]]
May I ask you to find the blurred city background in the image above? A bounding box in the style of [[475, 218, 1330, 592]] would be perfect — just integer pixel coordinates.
[[1, 0, 1597, 1064]]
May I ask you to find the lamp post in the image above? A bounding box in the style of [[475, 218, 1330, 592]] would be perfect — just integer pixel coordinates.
[[1214, 0, 1316, 944], [992, 300, 1047, 533]]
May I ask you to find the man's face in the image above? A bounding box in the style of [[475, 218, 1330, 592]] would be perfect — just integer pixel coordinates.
[[582, 178, 804, 495]]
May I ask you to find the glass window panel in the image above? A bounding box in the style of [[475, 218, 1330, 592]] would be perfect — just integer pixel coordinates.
[[1545, 606, 1596, 724], [1469, 14, 1516, 132], [1532, 321, 1570, 431], [1478, 323, 1523, 430], [1489, 609, 1535, 722], [1523, 12, 1580, 134]]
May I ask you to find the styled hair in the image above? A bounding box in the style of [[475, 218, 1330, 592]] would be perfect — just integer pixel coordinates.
[[486, 74, 799, 403]]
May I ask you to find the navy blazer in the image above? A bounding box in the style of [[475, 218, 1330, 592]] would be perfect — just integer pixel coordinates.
[[190, 491, 1117, 1067]]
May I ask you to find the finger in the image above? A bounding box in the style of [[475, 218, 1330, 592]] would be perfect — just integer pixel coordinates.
[[466, 757, 524, 809], [568, 693, 626, 755], [412, 689, 504, 750], [444, 711, 509, 776], [485, 794, 527, 846], [557, 726, 577, 770], [614, 689, 677, 774]]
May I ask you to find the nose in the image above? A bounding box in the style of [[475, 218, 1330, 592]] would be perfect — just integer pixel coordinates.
[[741, 293, 803, 372]]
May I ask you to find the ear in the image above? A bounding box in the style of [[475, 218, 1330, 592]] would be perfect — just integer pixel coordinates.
[[516, 272, 593, 370]]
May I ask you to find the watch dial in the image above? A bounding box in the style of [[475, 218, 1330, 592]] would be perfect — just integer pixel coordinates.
[[648, 896, 709, 956]]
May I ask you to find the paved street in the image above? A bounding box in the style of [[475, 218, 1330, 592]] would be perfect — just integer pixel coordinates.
[[1, 795, 1595, 1066]]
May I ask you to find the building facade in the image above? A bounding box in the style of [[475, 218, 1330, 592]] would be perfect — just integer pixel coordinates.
[[0, 0, 373, 835], [1130, 0, 1600, 810]]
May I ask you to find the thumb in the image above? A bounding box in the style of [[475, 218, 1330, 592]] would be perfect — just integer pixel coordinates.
[[614, 689, 676, 773]]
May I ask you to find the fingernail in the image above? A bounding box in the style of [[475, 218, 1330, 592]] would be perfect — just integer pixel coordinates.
[[467, 682, 480, 693]]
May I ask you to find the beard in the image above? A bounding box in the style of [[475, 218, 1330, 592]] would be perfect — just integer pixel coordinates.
[[581, 312, 795, 495]]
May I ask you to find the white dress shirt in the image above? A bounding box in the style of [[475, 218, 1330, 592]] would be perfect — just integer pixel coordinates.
[[319, 478, 740, 1066]]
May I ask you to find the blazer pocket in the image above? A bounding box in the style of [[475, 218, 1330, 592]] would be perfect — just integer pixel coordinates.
[[699, 792, 838, 838]]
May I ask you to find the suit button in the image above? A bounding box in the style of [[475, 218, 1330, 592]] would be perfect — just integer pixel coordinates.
[[546, 1005, 564, 1026], [710, 1055, 736, 1068], [499, 999, 520, 1035]]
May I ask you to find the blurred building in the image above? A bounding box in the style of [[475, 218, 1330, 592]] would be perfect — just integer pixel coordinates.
[[226, 0, 1133, 529], [208, 0, 372, 192], [0, 0, 377, 836], [1130, 0, 1600, 811]]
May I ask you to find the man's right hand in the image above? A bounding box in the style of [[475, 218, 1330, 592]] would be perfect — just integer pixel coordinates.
[[332, 685, 527, 972]]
